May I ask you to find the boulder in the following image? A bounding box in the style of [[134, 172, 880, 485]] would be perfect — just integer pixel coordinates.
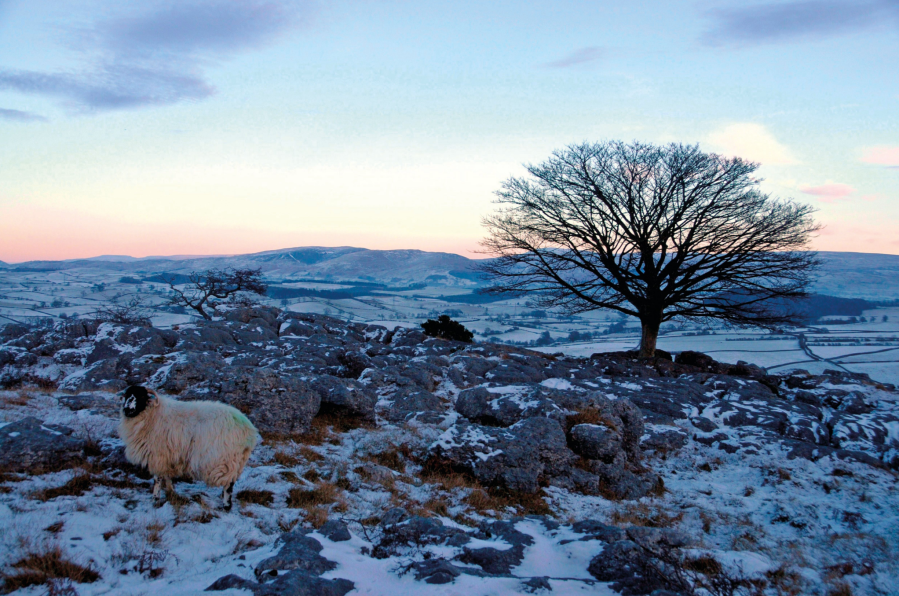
[[569, 423, 621, 461], [0, 417, 83, 473], [383, 388, 446, 424], [430, 417, 575, 493], [255, 529, 336, 578]]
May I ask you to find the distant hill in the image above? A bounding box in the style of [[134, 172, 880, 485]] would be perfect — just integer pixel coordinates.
[[4, 248, 898, 300], [7, 246, 483, 288], [812, 252, 899, 301]]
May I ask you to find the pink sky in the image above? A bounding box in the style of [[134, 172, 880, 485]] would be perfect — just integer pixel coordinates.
[[0, 205, 483, 263], [2, 205, 896, 262]]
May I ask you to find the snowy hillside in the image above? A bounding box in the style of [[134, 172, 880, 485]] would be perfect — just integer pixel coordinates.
[[1, 307, 898, 595]]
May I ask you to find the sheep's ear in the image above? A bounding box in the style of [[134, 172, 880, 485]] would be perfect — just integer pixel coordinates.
[[147, 389, 160, 406]]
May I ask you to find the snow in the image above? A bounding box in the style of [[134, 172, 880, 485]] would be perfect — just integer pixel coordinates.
[[540, 378, 576, 391]]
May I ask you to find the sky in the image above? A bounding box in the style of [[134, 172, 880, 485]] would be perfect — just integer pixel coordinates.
[[0, 0, 897, 262]]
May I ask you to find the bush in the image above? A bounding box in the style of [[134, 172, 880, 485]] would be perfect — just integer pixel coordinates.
[[421, 315, 474, 343]]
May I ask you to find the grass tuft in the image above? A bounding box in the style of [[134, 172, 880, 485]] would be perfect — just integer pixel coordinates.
[[236, 489, 274, 507], [1, 545, 99, 593], [287, 482, 339, 509]]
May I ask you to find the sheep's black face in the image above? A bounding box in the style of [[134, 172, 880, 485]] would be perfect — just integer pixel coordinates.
[[122, 385, 151, 418]]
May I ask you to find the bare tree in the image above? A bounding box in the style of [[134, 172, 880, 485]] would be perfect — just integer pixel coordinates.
[[480, 141, 820, 358], [95, 295, 153, 327], [166, 268, 267, 320]]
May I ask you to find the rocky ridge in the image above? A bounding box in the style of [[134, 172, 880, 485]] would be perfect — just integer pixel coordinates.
[[2, 306, 899, 594]]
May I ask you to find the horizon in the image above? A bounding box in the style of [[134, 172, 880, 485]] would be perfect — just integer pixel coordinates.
[[1, 1, 897, 262], [3, 245, 899, 266]]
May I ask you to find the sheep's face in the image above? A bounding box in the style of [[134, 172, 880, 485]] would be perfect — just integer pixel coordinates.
[[122, 385, 154, 418]]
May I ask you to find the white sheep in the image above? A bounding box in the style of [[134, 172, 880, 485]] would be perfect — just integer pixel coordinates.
[[118, 385, 259, 510]]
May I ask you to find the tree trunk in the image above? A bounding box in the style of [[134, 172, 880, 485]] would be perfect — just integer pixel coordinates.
[[638, 316, 661, 358]]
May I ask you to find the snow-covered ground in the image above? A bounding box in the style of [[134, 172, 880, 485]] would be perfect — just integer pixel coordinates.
[[2, 372, 898, 595]]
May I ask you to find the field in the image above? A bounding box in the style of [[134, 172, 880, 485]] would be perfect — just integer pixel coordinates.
[[2, 265, 897, 386]]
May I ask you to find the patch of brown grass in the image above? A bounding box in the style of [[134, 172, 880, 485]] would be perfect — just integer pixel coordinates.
[[0, 546, 99, 593], [33, 474, 95, 501], [236, 490, 274, 507], [273, 451, 301, 467], [44, 521, 64, 534], [280, 471, 301, 484], [684, 555, 722, 576], [483, 487, 552, 516], [366, 445, 413, 472], [302, 468, 320, 482], [287, 482, 339, 509], [826, 583, 853, 596], [33, 472, 147, 502], [102, 529, 120, 541], [299, 446, 324, 463], [565, 406, 618, 433], [1, 392, 31, 407], [766, 565, 806, 596], [305, 506, 329, 528], [609, 502, 683, 528], [294, 405, 376, 446], [420, 459, 478, 492]]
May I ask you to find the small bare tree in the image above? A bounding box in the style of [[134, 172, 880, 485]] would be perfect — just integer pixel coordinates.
[[95, 295, 153, 327], [166, 268, 267, 320], [481, 141, 820, 358]]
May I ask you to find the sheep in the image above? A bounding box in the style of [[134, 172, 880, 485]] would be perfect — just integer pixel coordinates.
[[118, 385, 259, 510]]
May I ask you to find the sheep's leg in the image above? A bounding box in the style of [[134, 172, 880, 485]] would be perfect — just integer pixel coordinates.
[[223, 481, 235, 512], [153, 476, 168, 507]]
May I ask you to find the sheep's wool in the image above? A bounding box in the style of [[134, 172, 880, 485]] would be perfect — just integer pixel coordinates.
[[119, 395, 258, 488]]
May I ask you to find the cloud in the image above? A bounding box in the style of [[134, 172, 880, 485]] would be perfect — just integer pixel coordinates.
[[0, 1, 308, 112], [544, 46, 604, 68], [102, 1, 298, 57], [702, 0, 898, 46], [799, 182, 855, 202], [0, 107, 47, 122], [705, 122, 798, 165], [0, 67, 212, 111], [861, 146, 899, 167]]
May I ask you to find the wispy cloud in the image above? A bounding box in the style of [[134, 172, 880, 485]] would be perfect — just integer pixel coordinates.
[[0, 0, 309, 113], [701, 1, 898, 47], [799, 182, 855, 202], [861, 146, 899, 168], [0, 107, 47, 122], [705, 122, 798, 165], [544, 46, 604, 68], [102, 2, 297, 58], [0, 67, 213, 111]]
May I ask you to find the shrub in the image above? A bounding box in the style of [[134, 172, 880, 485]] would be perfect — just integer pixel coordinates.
[[421, 315, 474, 343]]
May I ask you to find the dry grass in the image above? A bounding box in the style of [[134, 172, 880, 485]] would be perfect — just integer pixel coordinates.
[[366, 444, 414, 473], [421, 459, 551, 517], [287, 482, 340, 509], [0, 545, 99, 593], [609, 502, 683, 528], [33, 474, 95, 501], [273, 451, 301, 467], [0, 392, 31, 407], [279, 471, 301, 484], [44, 522, 64, 534], [144, 521, 166, 547], [290, 405, 376, 446], [826, 583, 853, 596], [302, 468, 320, 482], [565, 406, 619, 433], [236, 489, 274, 507], [420, 459, 479, 492], [33, 472, 147, 502], [299, 446, 324, 463], [304, 506, 329, 528]]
